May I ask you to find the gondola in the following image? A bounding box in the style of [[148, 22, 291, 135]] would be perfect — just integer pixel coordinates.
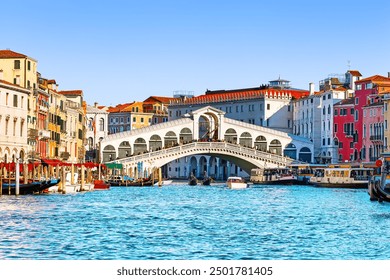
[[1, 180, 55, 195], [202, 176, 211, 185], [107, 178, 155, 187], [369, 153, 390, 203], [188, 174, 198, 186]]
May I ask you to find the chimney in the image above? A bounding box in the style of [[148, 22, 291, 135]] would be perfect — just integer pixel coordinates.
[[309, 82, 315, 95], [94, 102, 98, 108]]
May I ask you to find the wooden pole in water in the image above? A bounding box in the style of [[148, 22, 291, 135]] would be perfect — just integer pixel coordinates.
[[61, 166, 66, 194], [15, 160, 20, 196], [71, 163, 74, 185], [81, 165, 85, 190], [0, 167, 2, 196], [158, 167, 162, 187], [23, 162, 28, 184]]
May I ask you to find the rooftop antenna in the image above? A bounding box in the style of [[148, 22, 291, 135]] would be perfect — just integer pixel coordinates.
[[347, 60, 351, 70]]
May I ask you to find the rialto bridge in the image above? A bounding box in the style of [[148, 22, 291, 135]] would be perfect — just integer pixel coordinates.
[[100, 106, 313, 178]]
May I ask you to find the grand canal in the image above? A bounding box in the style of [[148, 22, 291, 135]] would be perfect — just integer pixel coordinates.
[[1, 183, 390, 260]]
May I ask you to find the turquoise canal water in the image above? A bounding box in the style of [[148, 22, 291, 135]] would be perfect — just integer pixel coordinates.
[[1, 183, 390, 260]]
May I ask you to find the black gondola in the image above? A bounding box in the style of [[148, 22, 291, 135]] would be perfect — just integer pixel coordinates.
[[369, 153, 390, 203], [1, 179, 58, 195], [188, 173, 198, 186]]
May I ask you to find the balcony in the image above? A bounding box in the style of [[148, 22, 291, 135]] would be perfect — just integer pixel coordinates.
[[39, 105, 48, 112], [370, 135, 383, 144], [39, 130, 51, 140]]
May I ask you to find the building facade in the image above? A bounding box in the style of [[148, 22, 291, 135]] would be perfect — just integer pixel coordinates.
[[0, 79, 30, 162], [85, 102, 109, 163]]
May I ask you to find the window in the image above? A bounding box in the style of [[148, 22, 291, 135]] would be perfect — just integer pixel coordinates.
[[140, 117, 144, 123], [267, 104, 270, 110], [14, 60, 20, 69], [334, 109, 338, 116], [356, 84, 362, 90], [350, 142, 354, 148], [334, 124, 338, 132], [366, 83, 373, 89], [328, 94, 331, 99], [355, 110, 358, 121], [339, 142, 343, 148], [323, 138, 325, 145], [27, 61, 31, 71], [350, 108, 354, 115], [132, 117, 136, 122], [355, 97, 359, 104]]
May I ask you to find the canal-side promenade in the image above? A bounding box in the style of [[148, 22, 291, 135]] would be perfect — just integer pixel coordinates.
[[1, 183, 390, 260]]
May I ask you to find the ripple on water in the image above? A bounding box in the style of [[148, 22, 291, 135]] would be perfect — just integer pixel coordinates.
[[1, 184, 390, 259]]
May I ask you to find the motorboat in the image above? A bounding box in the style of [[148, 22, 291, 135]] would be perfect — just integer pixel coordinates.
[[250, 167, 297, 185], [226, 176, 247, 189], [288, 163, 328, 184], [309, 165, 373, 188], [154, 179, 173, 186], [94, 180, 110, 190]]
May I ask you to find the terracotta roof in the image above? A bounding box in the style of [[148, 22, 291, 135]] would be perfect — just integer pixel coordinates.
[[178, 87, 309, 105], [363, 101, 384, 108], [58, 90, 83, 96], [143, 96, 175, 103], [47, 79, 57, 84], [348, 70, 362, 77], [0, 79, 25, 89], [355, 75, 390, 84], [107, 103, 134, 113], [0, 49, 27, 58], [333, 86, 348, 91], [334, 98, 354, 106]]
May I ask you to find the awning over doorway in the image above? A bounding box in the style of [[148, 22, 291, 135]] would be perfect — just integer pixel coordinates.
[[105, 162, 123, 169]]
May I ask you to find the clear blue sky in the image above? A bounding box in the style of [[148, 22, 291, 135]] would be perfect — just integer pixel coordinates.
[[3, 0, 390, 106]]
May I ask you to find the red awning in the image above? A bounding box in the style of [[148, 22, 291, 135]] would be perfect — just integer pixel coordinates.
[[41, 158, 64, 166]]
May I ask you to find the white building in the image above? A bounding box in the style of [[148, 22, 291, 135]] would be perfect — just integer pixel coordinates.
[[85, 102, 109, 162], [0, 79, 30, 162], [292, 77, 350, 163], [166, 79, 310, 178]]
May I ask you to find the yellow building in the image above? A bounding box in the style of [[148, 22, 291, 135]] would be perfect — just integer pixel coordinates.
[[48, 87, 67, 159], [59, 90, 86, 163], [0, 49, 39, 161]]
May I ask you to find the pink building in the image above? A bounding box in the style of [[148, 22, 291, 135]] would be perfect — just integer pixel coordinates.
[[362, 100, 384, 162]]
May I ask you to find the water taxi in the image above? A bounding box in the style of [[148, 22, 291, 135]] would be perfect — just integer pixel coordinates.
[[309, 165, 373, 188], [226, 176, 247, 189], [288, 163, 328, 184], [250, 167, 297, 185]]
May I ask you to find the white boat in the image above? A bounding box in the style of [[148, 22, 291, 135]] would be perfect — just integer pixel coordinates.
[[226, 176, 247, 189], [250, 167, 297, 185], [80, 183, 94, 191], [154, 179, 173, 186], [309, 165, 373, 188], [63, 172, 81, 193]]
